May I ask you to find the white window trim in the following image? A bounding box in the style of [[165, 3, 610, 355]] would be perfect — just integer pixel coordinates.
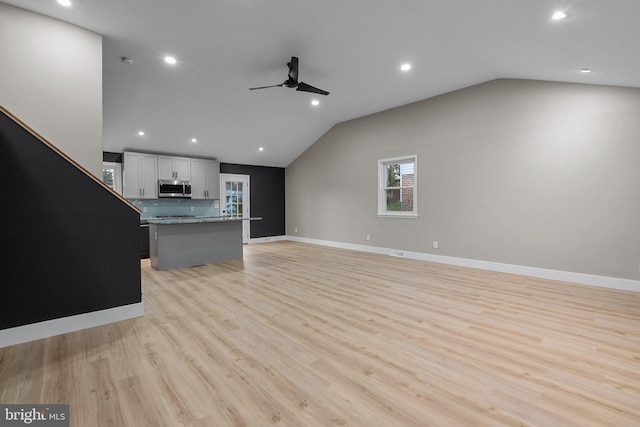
[[377, 154, 418, 218]]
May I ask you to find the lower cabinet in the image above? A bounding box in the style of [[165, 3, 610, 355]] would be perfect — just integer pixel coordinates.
[[140, 223, 150, 259]]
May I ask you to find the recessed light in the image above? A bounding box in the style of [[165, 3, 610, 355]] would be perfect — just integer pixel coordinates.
[[57, 0, 72, 7], [579, 68, 593, 73], [258, 147, 264, 152], [164, 56, 177, 65], [137, 131, 145, 136], [311, 99, 320, 106], [400, 63, 412, 72], [552, 11, 567, 20], [191, 138, 198, 143]]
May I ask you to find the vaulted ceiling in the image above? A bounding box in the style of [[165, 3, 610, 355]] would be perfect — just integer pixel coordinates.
[[4, 0, 640, 167]]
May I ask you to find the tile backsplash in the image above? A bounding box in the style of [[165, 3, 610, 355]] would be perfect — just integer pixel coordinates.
[[132, 198, 220, 219]]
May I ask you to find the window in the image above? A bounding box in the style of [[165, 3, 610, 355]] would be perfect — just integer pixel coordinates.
[[378, 155, 417, 217], [102, 161, 122, 195]]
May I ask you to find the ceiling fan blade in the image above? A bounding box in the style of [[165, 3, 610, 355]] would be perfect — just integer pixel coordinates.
[[288, 56, 299, 82], [248, 83, 284, 90], [297, 81, 329, 96]]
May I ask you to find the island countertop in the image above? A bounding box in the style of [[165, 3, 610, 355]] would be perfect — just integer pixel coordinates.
[[146, 216, 261, 225]]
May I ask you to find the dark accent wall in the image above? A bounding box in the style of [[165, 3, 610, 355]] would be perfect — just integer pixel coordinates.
[[103, 151, 123, 163], [0, 110, 141, 330], [220, 163, 285, 238]]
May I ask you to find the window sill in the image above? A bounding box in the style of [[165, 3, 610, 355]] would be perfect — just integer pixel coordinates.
[[377, 213, 418, 219]]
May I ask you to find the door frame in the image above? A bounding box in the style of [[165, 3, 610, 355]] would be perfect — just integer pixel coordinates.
[[220, 173, 250, 243]]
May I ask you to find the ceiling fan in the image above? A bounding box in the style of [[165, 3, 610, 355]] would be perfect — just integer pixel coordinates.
[[249, 56, 329, 96]]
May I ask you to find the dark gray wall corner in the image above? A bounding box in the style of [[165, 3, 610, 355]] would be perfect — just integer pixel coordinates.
[[220, 163, 285, 238]]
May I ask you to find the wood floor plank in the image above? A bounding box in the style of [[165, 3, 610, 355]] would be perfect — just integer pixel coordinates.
[[1, 241, 639, 426]]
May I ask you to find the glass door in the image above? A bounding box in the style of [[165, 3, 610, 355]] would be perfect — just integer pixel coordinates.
[[220, 174, 250, 243]]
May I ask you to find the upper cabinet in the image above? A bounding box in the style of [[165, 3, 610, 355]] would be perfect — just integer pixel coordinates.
[[123, 152, 158, 199], [190, 159, 220, 199], [158, 155, 191, 181], [123, 152, 218, 200]]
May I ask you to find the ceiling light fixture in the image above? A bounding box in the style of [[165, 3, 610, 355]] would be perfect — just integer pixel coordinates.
[[311, 99, 320, 106], [400, 63, 412, 72], [164, 56, 177, 65], [552, 11, 567, 20], [137, 131, 145, 136], [57, 0, 72, 7], [579, 68, 593, 73], [258, 147, 264, 152], [191, 138, 198, 143]]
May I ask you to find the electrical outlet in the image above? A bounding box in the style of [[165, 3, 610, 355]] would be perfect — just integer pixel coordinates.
[[190, 206, 195, 211], [366, 234, 371, 241], [143, 207, 148, 212], [294, 227, 298, 233], [433, 241, 438, 249]]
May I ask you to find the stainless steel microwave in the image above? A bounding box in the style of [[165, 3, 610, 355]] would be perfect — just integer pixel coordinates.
[[158, 180, 192, 198]]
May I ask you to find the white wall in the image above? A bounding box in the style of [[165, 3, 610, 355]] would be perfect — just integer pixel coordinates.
[[286, 79, 640, 281], [0, 3, 102, 176]]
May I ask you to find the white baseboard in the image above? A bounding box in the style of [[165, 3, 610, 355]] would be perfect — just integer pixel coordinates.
[[0, 302, 144, 348], [248, 235, 287, 244], [286, 236, 640, 292]]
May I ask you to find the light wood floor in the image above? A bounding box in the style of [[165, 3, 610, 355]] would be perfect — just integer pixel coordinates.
[[2, 241, 640, 426]]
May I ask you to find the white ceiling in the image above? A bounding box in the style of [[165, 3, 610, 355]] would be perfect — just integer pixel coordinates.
[[4, 0, 640, 167]]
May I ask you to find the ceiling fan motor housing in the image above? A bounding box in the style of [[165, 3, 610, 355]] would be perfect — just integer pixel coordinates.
[[284, 78, 298, 88]]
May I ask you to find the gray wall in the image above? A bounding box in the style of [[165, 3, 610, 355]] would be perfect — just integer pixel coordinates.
[[0, 3, 103, 176], [286, 79, 640, 281]]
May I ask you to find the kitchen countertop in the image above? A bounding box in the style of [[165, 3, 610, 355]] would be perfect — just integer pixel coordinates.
[[145, 216, 261, 225]]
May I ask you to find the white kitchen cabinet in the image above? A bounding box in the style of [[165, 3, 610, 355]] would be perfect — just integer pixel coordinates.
[[190, 158, 220, 199], [123, 152, 158, 199], [158, 155, 191, 181], [190, 158, 206, 198], [205, 160, 221, 199]]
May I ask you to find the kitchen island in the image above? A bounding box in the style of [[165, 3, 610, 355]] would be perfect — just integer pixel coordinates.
[[146, 217, 261, 271]]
